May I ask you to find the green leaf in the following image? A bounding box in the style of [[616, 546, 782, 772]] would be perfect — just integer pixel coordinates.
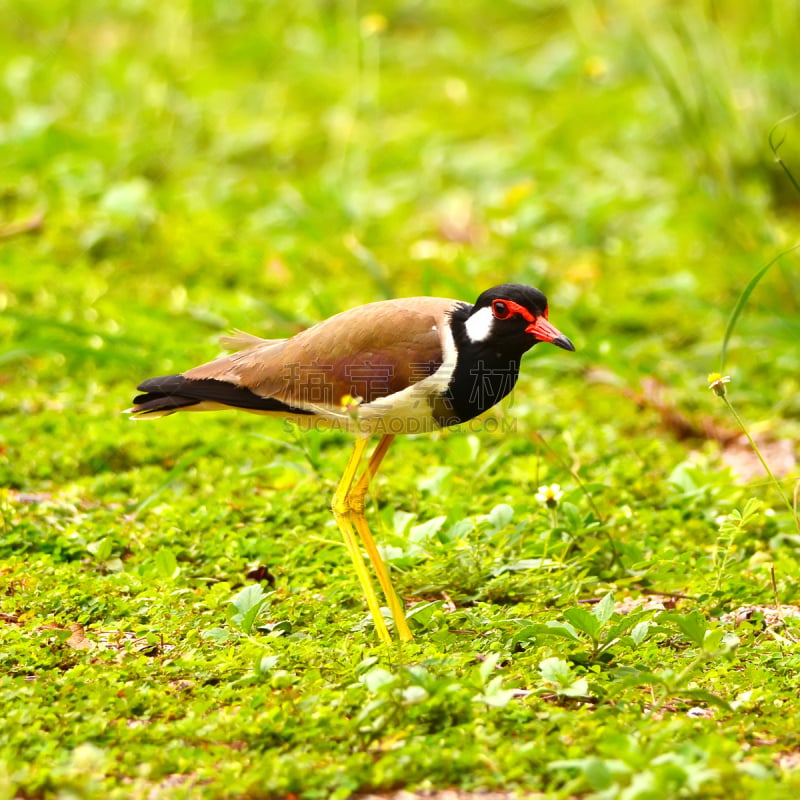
[[254, 654, 279, 677], [154, 548, 179, 580], [561, 502, 583, 532], [563, 606, 602, 640], [722, 632, 740, 650], [673, 610, 708, 647], [703, 627, 724, 652], [629, 620, 652, 646], [228, 584, 270, 634], [201, 627, 231, 645], [538, 656, 571, 684], [203, 581, 233, 610], [404, 600, 442, 627], [604, 609, 653, 645], [607, 667, 667, 697], [739, 498, 764, 525], [256, 620, 292, 637], [541, 620, 582, 641], [583, 757, 615, 790], [681, 689, 732, 711], [510, 624, 538, 648], [549, 756, 629, 786], [559, 676, 589, 698], [539, 657, 588, 697], [515, 620, 582, 645], [487, 503, 514, 531], [473, 675, 516, 708], [231, 583, 267, 615], [401, 685, 429, 705], [418, 466, 452, 494], [593, 592, 615, 625], [392, 510, 416, 536], [409, 515, 447, 543], [360, 667, 397, 693], [87, 537, 113, 562], [99, 178, 156, 222], [479, 652, 501, 685], [443, 518, 474, 542]]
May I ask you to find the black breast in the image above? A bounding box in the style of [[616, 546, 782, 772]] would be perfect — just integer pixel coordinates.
[[431, 349, 521, 427]]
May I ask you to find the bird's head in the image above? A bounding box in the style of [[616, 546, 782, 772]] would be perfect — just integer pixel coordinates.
[[463, 284, 575, 354]]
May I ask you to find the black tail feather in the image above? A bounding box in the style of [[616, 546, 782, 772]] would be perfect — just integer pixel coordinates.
[[131, 374, 312, 416], [131, 394, 199, 415]]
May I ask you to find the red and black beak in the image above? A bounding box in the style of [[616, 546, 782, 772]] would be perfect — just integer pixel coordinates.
[[526, 317, 575, 351]]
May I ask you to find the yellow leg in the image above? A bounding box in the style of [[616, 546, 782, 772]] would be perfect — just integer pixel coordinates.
[[349, 435, 414, 642], [332, 437, 392, 645]]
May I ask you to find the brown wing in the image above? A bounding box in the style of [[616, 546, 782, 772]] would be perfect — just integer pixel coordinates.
[[183, 296, 455, 411], [184, 338, 289, 397]]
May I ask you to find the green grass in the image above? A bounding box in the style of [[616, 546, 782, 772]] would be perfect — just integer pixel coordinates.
[[2, 1, 800, 798]]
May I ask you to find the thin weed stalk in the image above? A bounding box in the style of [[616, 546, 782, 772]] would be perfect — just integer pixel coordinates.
[[708, 374, 799, 533]]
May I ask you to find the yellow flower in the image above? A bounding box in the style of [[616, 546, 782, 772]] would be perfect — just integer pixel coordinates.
[[707, 372, 731, 397], [361, 14, 387, 36], [341, 394, 363, 418]]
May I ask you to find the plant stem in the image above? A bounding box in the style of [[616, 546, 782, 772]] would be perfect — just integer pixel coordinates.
[[540, 508, 558, 568], [722, 396, 798, 528]]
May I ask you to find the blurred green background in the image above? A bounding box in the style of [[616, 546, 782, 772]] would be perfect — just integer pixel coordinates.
[[3, 0, 800, 501], [2, 1, 800, 797], [2, 0, 799, 409]]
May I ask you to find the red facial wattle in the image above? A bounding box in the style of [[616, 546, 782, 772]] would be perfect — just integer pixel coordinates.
[[491, 298, 574, 351]]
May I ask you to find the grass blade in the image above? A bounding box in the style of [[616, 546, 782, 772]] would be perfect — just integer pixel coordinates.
[[768, 112, 800, 196], [719, 243, 800, 371]]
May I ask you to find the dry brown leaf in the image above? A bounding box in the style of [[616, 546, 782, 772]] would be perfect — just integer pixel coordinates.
[[719, 604, 800, 629], [66, 623, 93, 651], [776, 749, 800, 771], [587, 370, 797, 482], [720, 437, 797, 482]]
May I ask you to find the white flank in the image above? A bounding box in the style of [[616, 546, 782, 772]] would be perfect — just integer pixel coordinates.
[[463, 305, 494, 343]]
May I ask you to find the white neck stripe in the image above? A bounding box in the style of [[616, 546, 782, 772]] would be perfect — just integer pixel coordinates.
[[463, 306, 494, 343]]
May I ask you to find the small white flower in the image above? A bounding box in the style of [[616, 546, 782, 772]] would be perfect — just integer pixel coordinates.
[[535, 484, 563, 509]]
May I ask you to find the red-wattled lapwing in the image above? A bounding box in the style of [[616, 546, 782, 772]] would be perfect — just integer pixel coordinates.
[[129, 284, 574, 644]]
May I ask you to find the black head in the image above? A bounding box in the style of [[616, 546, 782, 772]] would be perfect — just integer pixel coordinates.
[[463, 283, 575, 354]]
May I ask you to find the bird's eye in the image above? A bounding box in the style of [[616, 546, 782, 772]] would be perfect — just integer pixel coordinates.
[[492, 300, 512, 320]]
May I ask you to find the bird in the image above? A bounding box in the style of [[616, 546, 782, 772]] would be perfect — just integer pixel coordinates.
[[129, 283, 575, 644]]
